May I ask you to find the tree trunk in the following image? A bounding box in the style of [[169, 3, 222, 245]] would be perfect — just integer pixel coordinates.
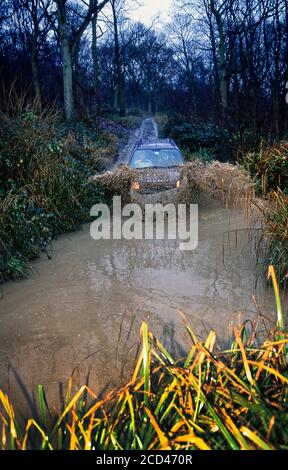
[[56, 0, 74, 121], [210, 1, 228, 123], [147, 91, 152, 114], [111, 0, 126, 116], [154, 96, 158, 114], [181, 36, 197, 118], [273, 0, 282, 137], [91, 6, 100, 118], [206, 7, 221, 123], [31, 42, 41, 104], [216, 15, 228, 121], [73, 38, 85, 115], [113, 85, 118, 109], [188, 76, 197, 118]]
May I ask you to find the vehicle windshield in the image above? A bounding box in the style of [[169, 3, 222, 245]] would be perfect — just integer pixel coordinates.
[[130, 149, 183, 169]]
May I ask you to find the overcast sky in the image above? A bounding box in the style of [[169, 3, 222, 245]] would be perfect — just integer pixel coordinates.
[[129, 0, 172, 25]]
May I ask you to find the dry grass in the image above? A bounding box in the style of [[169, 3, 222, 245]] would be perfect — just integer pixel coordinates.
[[181, 160, 255, 207], [90, 167, 134, 204], [90, 159, 254, 208]]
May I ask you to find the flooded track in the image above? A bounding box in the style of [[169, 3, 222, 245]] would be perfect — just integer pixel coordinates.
[[0, 118, 286, 413]]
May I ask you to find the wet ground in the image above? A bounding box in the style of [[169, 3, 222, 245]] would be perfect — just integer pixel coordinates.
[[117, 117, 158, 165], [0, 118, 286, 413]]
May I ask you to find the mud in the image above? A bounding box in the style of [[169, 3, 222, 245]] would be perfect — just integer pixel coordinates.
[[117, 117, 158, 165]]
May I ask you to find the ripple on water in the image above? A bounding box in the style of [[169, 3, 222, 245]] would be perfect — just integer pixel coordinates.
[[0, 204, 286, 410]]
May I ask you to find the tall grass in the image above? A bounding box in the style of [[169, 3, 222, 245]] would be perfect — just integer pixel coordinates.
[[242, 142, 288, 195], [0, 90, 117, 282], [0, 286, 287, 450], [242, 142, 288, 283], [265, 192, 288, 284]]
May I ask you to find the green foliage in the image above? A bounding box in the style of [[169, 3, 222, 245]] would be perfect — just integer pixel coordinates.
[[163, 114, 262, 162], [163, 115, 287, 283], [241, 142, 288, 195], [0, 102, 112, 282], [107, 113, 143, 129], [164, 115, 224, 153], [265, 192, 288, 283], [193, 147, 215, 164], [241, 142, 288, 283]]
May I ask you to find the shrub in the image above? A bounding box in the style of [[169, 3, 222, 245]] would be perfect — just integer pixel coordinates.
[[241, 142, 288, 195], [106, 113, 143, 129], [0, 96, 110, 281], [241, 142, 288, 283], [163, 114, 262, 162], [193, 147, 215, 164], [164, 115, 224, 153], [262, 191, 288, 283]]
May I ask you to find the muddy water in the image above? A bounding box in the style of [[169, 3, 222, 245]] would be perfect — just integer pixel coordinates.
[[0, 199, 286, 412]]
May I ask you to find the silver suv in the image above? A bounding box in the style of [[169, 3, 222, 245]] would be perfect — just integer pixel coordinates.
[[129, 139, 185, 194]]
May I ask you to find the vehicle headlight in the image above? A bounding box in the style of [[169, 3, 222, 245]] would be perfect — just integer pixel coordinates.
[[132, 181, 140, 191], [176, 180, 181, 188]]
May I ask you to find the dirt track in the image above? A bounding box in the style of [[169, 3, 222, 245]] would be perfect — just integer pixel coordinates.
[[117, 117, 158, 165]]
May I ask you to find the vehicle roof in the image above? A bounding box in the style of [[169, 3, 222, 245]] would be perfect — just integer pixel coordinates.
[[134, 139, 180, 150]]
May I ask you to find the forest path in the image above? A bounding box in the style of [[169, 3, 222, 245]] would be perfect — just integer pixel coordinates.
[[117, 117, 158, 166]]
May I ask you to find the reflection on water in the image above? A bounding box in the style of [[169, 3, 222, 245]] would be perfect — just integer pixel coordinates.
[[0, 200, 286, 412]]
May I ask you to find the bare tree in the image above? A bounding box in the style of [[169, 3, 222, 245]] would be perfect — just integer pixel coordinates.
[[91, 0, 103, 117], [167, 13, 198, 117], [109, 0, 126, 116], [12, 0, 52, 103], [54, 0, 109, 121]]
